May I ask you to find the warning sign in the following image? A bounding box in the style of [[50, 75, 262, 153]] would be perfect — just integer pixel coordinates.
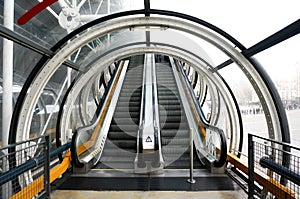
[[146, 136, 152, 142]]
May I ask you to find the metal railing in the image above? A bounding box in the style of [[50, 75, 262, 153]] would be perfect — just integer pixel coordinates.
[[248, 134, 300, 199], [0, 135, 50, 199]]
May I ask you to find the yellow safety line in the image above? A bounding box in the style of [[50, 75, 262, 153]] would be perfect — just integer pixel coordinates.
[[227, 153, 296, 199], [10, 152, 71, 199]]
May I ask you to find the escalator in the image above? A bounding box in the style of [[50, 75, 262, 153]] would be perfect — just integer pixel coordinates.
[[96, 55, 144, 169], [155, 57, 203, 169], [58, 55, 233, 192]]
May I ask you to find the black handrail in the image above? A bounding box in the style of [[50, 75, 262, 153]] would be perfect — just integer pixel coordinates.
[[260, 156, 300, 186], [71, 61, 121, 167], [177, 61, 227, 167], [137, 55, 147, 168], [152, 54, 161, 168], [70, 130, 83, 167], [151, 126, 161, 168], [93, 62, 120, 120]]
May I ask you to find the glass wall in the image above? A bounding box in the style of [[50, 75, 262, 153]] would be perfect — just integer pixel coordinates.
[[0, 0, 299, 150], [255, 34, 300, 147]]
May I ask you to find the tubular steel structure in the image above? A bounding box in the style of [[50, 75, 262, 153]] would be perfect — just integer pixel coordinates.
[[1, 2, 299, 198]]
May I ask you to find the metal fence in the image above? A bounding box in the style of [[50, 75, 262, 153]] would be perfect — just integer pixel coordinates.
[[0, 135, 50, 199], [248, 134, 300, 199]]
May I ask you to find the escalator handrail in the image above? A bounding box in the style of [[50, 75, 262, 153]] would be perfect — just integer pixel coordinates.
[[137, 55, 147, 156], [151, 54, 160, 153], [137, 54, 161, 167], [177, 61, 227, 167], [71, 61, 124, 167], [151, 55, 162, 167]]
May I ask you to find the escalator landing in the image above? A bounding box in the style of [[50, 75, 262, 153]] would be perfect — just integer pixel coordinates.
[[55, 169, 240, 192]]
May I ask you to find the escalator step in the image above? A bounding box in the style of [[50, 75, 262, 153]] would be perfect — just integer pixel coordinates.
[[118, 96, 141, 101], [162, 146, 188, 155], [160, 130, 189, 138], [115, 107, 140, 112], [158, 95, 181, 100], [113, 112, 139, 118], [109, 124, 139, 132], [159, 110, 183, 116], [102, 148, 136, 156], [119, 92, 141, 97], [108, 131, 137, 139], [110, 118, 139, 125], [161, 123, 188, 130], [161, 137, 189, 145], [104, 140, 137, 149], [116, 101, 141, 107]]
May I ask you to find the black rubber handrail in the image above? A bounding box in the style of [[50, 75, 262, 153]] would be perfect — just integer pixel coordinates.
[[71, 62, 121, 167], [151, 55, 161, 167], [137, 55, 147, 168], [177, 61, 227, 167], [260, 156, 300, 186]]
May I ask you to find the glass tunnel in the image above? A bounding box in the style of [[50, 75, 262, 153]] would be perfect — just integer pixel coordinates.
[[0, 0, 300, 198]]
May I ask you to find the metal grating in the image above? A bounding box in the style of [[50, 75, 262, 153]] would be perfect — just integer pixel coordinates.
[[0, 135, 50, 199], [248, 134, 300, 199]]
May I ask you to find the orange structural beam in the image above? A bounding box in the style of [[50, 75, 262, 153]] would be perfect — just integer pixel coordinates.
[[10, 152, 71, 199], [227, 153, 296, 199]]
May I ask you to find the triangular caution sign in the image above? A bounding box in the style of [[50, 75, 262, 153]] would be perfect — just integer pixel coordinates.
[[146, 136, 152, 142]]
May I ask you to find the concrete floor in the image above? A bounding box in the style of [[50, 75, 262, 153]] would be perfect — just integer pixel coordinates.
[[51, 190, 247, 199]]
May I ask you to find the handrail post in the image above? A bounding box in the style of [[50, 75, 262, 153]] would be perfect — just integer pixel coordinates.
[[44, 135, 51, 198], [187, 128, 196, 184], [248, 134, 254, 199]]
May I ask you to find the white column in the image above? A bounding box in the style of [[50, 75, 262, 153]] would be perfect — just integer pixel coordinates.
[[2, 0, 14, 146], [2, 2, 14, 198]]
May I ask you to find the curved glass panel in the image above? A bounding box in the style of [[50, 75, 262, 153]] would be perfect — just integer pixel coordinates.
[[5, 2, 298, 156], [255, 34, 300, 147], [219, 63, 268, 160], [28, 65, 73, 140]]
